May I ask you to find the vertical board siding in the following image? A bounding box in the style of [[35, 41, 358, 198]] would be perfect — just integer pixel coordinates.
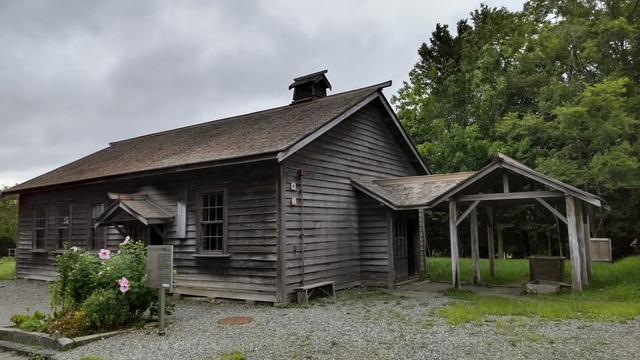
[[16, 161, 279, 300], [285, 101, 421, 291]]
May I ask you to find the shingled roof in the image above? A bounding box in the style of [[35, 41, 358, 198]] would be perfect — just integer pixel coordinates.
[[7, 81, 425, 194], [352, 173, 475, 210]]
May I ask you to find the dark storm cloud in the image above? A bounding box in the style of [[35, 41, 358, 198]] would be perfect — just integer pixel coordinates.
[[0, 0, 526, 186]]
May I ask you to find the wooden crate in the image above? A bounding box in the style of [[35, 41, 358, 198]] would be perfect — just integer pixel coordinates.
[[528, 256, 565, 282], [590, 238, 612, 262]]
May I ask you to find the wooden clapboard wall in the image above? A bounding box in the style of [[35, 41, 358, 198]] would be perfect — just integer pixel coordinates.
[[283, 100, 421, 295], [16, 161, 280, 302]]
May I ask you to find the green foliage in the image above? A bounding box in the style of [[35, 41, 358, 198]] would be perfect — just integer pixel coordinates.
[[10, 313, 30, 326], [0, 256, 16, 280], [82, 289, 130, 329], [0, 185, 18, 248], [51, 244, 100, 312], [394, 0, 640, 258], [426, 257, 534, 285], [49, 311, 91, 339], [11, 310, 49, 332], [49, 239, 171, 337]]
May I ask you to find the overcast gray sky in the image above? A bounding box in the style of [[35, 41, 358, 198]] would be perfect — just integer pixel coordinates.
[[0, 0, 526, 188]]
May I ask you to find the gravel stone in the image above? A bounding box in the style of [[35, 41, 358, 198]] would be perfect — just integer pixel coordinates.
[[2, 279, 640, 360]]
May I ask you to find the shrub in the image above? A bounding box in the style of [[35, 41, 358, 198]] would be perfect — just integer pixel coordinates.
[[51, 244, 100, 312], [82, 289, 130, 329], [11, 311, 49, 332], [50, 238, 172, 337], [10, 313, 30, 326], [49, 311, 91, 338]]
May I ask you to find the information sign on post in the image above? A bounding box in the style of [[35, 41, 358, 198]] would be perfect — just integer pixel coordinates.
[[147, 245, 173, 335]]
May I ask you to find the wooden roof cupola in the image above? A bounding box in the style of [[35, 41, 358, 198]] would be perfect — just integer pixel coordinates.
[[289, 70, 332, 104]]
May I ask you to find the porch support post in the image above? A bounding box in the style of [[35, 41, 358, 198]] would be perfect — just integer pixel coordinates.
[[497, 226, 504, 259], [565, 195, 582, 292], [486, 206, 495, 277], [583, 204, 593, 281], [449, 201, 460, 289], [575, 199, 588, 287], [470, 207, 481, 285]]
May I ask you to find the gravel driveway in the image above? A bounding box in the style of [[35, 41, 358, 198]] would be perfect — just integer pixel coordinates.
[[2, 279, 640, 360]]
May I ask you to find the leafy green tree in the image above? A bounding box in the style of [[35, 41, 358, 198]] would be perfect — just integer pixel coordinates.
[[0, 185, 18, 256], [395, 0, 640, 258]]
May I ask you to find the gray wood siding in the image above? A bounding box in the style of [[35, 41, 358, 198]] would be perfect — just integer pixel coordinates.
[[16, 161, 279, 301], [284, 101, 421, 292], [358, 194, 391, 286]]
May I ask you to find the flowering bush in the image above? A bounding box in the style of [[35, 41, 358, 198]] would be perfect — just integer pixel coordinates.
[[49, 238, 171, 336]]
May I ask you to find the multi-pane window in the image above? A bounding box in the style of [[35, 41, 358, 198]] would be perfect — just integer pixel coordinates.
[[56, 207, 71, 249], [90, 203, 106, 250], [34, 208, 46, 249], [200, 192, 225, 252]]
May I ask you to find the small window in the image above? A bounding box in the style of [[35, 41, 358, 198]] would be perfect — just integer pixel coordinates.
[[56, 206, 71, 249], [90, 203, 106, 250], [34, 208, 46, 250], [198, 191, 227, 253]]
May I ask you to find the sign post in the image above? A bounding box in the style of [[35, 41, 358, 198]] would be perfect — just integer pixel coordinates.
[[147, 245, 173, 336]]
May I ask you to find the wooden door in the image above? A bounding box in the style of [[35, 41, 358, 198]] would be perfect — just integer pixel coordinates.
[[394, 218, 409, 279]]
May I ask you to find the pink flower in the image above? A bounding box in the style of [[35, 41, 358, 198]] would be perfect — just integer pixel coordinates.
[[124, 236, 130, 244], [118, 277, 129, 293], [99, 249, 110, 259]]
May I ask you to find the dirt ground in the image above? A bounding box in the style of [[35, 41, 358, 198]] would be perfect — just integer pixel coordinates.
[[391, 279, 527, 299]]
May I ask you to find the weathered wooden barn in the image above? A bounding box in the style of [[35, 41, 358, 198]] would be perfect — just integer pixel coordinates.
[[4, 70, 432, 303]]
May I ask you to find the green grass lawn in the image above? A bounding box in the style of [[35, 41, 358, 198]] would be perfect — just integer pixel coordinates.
[[0, 256, 16, 280], [425, 257, 640, 323]]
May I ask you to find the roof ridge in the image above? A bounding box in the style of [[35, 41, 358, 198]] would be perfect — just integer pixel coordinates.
[[109, 81, 391, 146]]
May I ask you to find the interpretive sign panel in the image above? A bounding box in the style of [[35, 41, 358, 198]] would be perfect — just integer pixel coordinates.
[[147, 245, 173, 291]]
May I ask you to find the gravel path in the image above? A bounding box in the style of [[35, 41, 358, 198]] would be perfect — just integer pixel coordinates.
[[2, 279, 640, 360]]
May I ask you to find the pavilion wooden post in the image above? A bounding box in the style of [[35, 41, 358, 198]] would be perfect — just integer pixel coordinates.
[[575, 199, 588, 287], [486, 207, 495, 277], [449, 201, 460, 289], [583, 204, 593, 281], [497, 227, 504, 259], [565, 195, 583, 292], [470, 207, 481, 285]]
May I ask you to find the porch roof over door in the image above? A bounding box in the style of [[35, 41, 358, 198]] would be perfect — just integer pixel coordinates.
[[351, 172, 474, 210], [94, 193, 174, 227]]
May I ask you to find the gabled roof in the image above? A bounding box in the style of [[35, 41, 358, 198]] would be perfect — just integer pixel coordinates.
[[352, 172, 474, 210], [428, 152, 605, 208], [94, 194, 174, 227], [6, 81, 428, 194], [353, 152, 604, 210]]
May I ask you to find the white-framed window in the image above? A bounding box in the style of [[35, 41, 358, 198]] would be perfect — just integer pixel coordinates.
[[197, 189, 227, 253], [33, 208, 47, 249], [56, 206, 71, 249]]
